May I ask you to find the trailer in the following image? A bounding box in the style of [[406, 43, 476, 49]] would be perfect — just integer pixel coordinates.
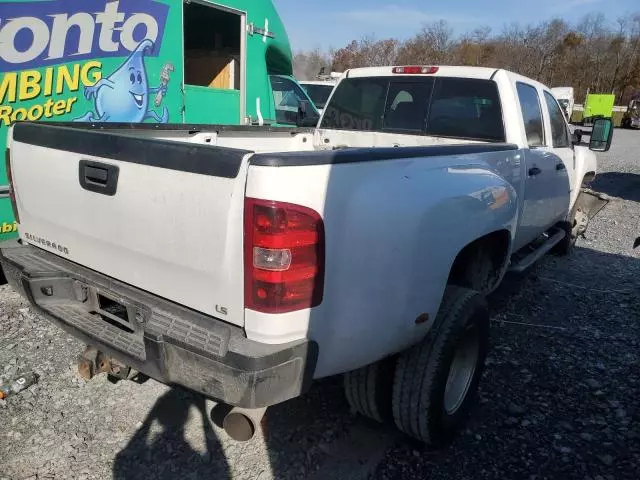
[[551, 87, 575, 121], [0, 0, 318, 251], [582, 93, 616, 127]]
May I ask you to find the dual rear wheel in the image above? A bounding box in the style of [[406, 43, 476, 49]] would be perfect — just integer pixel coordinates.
[[343, 286, 490, 447]]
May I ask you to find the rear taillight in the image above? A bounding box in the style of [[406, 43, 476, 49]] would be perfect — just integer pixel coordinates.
[[392, 66, 439, 74], [244, 198, 324, 314], [4, 148, 19, 224]]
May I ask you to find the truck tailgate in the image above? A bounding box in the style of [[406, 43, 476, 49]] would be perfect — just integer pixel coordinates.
[[9, 123, 250, 327]]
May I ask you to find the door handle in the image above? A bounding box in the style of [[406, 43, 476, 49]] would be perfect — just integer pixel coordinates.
[[556, 162, 566, 171], [84, 165, 109, 184], [79, 160, 119, 196], [528, 167, 542, 177]]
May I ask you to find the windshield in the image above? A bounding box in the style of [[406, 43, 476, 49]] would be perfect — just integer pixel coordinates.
[[320, 76, 505, 142], [301, 84, 334, 109], [269, 75, 318, 125]]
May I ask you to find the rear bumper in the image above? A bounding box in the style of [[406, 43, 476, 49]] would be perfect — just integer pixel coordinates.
[[0, 241, 318, 408]]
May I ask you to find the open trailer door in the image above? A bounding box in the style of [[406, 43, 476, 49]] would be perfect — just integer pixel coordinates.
[[182, 1, 247, 124]]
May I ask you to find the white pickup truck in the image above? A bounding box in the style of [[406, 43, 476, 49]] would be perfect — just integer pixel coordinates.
[[1, 66, 613, 446]]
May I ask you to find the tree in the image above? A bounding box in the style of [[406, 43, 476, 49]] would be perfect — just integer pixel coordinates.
[[293, 48, 331, 80], [295, 10, 640, 104], [331, 37, 400, 71], [396, 20, 454, 65]]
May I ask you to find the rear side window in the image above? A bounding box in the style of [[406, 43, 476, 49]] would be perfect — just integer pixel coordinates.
[[320, 77, 388, 131], [543, 91, 571, 148], [516, 83, 545, 147], [383, 80, 433, 132], [301, 84, 334, 109], [321, 76, 505, 142], [427, 78, 505, 142]]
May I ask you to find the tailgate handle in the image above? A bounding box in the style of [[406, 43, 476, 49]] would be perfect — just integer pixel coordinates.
[[79, 160, 119, 196]]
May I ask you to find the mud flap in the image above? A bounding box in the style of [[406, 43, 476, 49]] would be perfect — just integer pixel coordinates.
[[578, 188, 610, 221]]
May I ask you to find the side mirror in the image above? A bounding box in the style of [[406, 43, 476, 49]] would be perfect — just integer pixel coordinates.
[[589, 118, 614, 152]]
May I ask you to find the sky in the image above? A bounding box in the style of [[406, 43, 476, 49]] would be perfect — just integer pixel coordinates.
[[275, 0, 639, 52]]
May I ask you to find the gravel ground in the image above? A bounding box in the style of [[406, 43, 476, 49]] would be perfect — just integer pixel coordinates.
[[1, 130, 639, 480]]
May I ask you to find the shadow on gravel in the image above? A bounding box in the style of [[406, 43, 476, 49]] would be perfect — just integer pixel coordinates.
[[111, 246, 639, 480], [112, 376, 351, 480], [374, 245, 640, 480], [112, 387, 230, 480], [591, 172, 640, 202]]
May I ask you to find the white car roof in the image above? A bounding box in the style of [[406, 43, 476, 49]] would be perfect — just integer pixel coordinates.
[[299, 80, 337, 86], [344, 65, 499, 80]]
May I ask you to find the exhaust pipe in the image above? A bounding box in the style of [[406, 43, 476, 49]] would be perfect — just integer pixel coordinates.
[[222, 406, 267, 442]]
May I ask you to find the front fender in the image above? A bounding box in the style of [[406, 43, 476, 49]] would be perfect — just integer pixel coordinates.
[[572, 146, 598, 208]]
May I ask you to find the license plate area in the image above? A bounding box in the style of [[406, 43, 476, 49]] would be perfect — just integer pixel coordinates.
[[27, 276, 147, 360], [91, 291, 135, 334]]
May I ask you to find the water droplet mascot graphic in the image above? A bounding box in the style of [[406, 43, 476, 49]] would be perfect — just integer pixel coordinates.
[[75, 39, 169, 123]]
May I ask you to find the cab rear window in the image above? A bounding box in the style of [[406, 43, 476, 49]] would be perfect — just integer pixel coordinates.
[[320, 76, 506, 142]]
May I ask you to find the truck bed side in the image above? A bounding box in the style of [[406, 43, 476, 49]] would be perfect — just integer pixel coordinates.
[[244, 144, 521, 377]]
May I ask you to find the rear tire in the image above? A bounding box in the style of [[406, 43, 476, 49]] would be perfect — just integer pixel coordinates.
[[344, 356, 396, 423], [392, 286, 489, 446]]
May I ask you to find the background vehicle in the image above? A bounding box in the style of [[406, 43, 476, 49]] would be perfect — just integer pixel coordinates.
[[621, 97, 640, 129], [1, 66, 612, 447], [0, 0, 318, 281], [300, 70, 342, 115], [551, 87, 575, 121], [582, 93, 616, 126]]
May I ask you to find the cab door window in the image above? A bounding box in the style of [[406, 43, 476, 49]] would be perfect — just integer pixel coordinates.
[[516, 83, 545, 147], [543, 91, 571, 148]]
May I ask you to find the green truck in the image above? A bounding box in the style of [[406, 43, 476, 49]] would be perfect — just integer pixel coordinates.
[[0, 0, 318, 264]]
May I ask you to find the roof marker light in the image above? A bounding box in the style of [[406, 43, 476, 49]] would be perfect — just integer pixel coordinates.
[[392, 66, 439, 74]]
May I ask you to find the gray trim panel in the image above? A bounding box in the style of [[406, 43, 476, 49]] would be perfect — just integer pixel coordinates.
[[12, 122, 249, 179], [251, 143, 519, 167]]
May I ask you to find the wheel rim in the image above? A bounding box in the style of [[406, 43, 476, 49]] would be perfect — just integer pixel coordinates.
[[444, 324, 480, 415]]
